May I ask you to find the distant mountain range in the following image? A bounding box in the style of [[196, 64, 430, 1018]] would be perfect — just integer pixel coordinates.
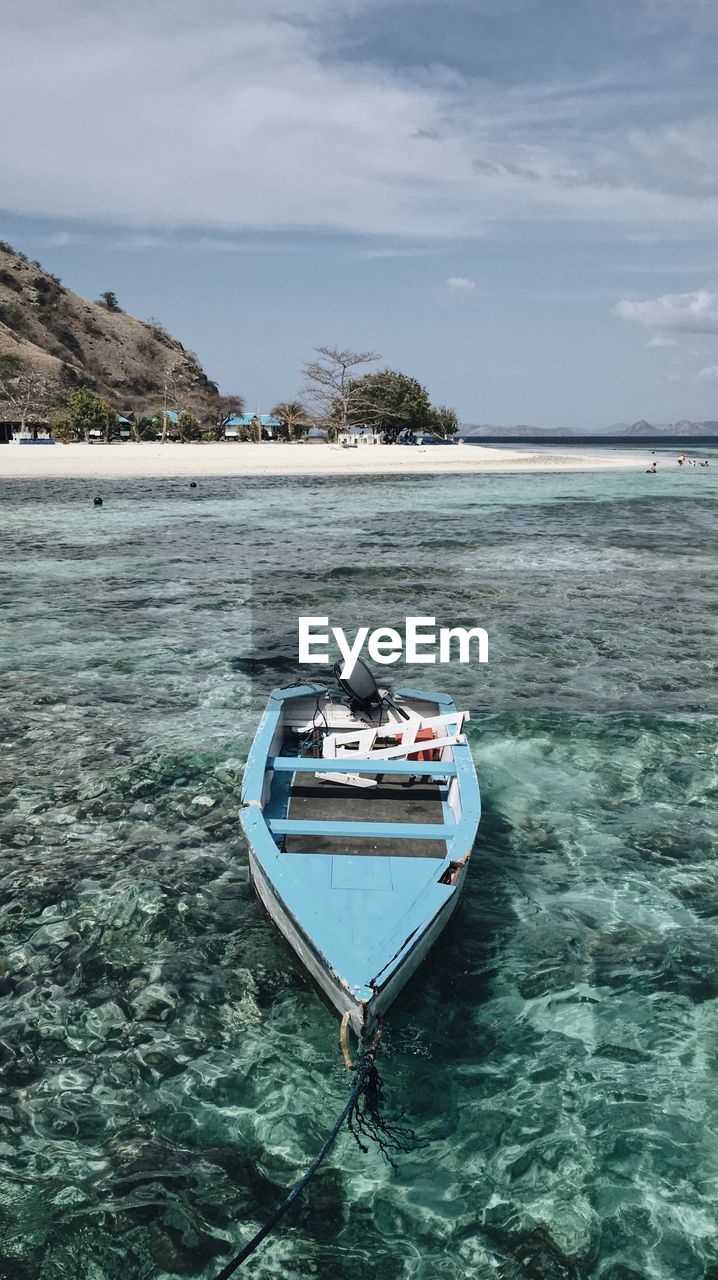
[[618, 419, 718, 436], [460, 420, 718, 437]]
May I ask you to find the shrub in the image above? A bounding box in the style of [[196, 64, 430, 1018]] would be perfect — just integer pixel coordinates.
[[34, 275, 59, 293], [51, 417, 78, 442], [0, 270, 22, 292], [54, 328, 83, 360], [0, 301, 26, 332], [134, 414, 159, 441], [178, 410, 202, 441], [145, 317, 172, 343], [125, 374, 157, 396]]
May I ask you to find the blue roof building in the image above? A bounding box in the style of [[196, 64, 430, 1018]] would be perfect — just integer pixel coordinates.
[[224, 413, 282, 428], [149, 409, 180, 426], [223, 413, 284, 438]]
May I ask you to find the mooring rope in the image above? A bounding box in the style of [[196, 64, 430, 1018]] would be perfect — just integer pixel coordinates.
[[339, 1011, 354, 1070], [213, 1028, 419, 1277]]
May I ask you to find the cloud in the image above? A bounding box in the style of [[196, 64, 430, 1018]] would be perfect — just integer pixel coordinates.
[[358, 244, 445, 259], [596, 121, 718, 201], [2, 1, 718, 239], [0, 0, 472, 239], [646, 333, 678, 347], [43, 230, 84, 248], [615, 289, 718, 334], [698, 364, 718, 379], [112, 234, 171, 251], [447, 276, 476, 290]]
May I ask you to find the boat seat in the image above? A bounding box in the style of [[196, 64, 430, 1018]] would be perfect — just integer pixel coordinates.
[[268, 757, 457, 778], [276, 775, 451, 858], [270, 817, 455, 840]]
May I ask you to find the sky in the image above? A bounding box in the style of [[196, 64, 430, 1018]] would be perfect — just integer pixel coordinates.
[[2, 0, 718, 427]]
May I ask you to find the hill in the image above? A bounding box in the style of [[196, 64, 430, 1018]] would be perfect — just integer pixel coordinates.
[[622, 418, 718, 437], [461, 420, 718, 438], [460, 423, 567, 437], [0, 242, 223, 421]]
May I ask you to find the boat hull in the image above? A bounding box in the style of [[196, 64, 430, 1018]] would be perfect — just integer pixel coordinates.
[[248, 845, 469, 1039], [241, 682, 480, 1039]]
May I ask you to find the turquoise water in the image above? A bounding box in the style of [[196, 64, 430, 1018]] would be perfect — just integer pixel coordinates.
[[1, 463, 717, 1280]]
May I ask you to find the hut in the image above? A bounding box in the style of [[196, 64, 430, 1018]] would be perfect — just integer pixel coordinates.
[[223, 413, 283, 440], [338, 424, 382, 446]]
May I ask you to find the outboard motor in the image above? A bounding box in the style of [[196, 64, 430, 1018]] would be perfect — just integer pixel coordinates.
[[333, 657, 382, 715], [333, 658, 410, 722]]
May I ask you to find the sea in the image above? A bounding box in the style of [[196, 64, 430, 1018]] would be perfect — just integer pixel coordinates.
[[1, 450, 717, 1280]]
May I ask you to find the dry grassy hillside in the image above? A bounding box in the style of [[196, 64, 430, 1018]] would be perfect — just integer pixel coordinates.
[[0, 242, 223, 420]]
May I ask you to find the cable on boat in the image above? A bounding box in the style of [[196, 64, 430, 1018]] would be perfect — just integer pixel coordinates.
[[212, 1024, 419, 1278]]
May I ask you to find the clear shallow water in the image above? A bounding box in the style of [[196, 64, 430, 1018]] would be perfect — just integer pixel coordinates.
[[1, 465, 717, 1280]]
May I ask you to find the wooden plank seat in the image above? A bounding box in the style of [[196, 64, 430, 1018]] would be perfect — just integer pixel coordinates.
[[279, 774, 451, 858], [269, 818, 455, 840], [268, 756, 457, 777]]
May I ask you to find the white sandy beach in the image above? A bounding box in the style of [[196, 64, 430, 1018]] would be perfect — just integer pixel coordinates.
[[0, 441, 653, 479]]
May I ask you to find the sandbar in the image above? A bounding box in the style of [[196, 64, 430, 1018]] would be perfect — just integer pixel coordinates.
[[1, 441, 653, 480]]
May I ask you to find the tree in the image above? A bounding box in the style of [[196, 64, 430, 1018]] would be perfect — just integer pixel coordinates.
[[158, 363, 182, 441], [156, 356, 210, 440], [271, 400, 310, 440], [303, 346, 380, 434], [216, 393, 245, 420], [215, 393, 246, 439], [64, 387, 116, 442], [177, 410, 201, 441], [340, 368, 432, 440], [99, 291, 122, 312], [133, 414, 159, 441], [0, 353, 60, 431], [428, 405, 459, 438], [336, 369, 460, 441], [50, 417, 77, 443]]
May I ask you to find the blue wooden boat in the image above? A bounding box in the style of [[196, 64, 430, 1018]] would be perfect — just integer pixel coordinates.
[[240, 667, 481, 1038]]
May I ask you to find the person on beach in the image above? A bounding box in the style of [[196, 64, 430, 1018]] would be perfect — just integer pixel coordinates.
[[678, 453, 686, 466], [646, 462, 657, 473]]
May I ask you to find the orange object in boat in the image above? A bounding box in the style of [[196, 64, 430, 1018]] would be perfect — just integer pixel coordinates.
[[399, 727, 440, 762]]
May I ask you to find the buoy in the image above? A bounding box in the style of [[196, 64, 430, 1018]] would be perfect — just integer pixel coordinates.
[[93, 497, 103, 506], [189, 481, 197, 488]]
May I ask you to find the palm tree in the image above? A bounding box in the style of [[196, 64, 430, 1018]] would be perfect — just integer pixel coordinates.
[[271, 400, 310, 441]]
